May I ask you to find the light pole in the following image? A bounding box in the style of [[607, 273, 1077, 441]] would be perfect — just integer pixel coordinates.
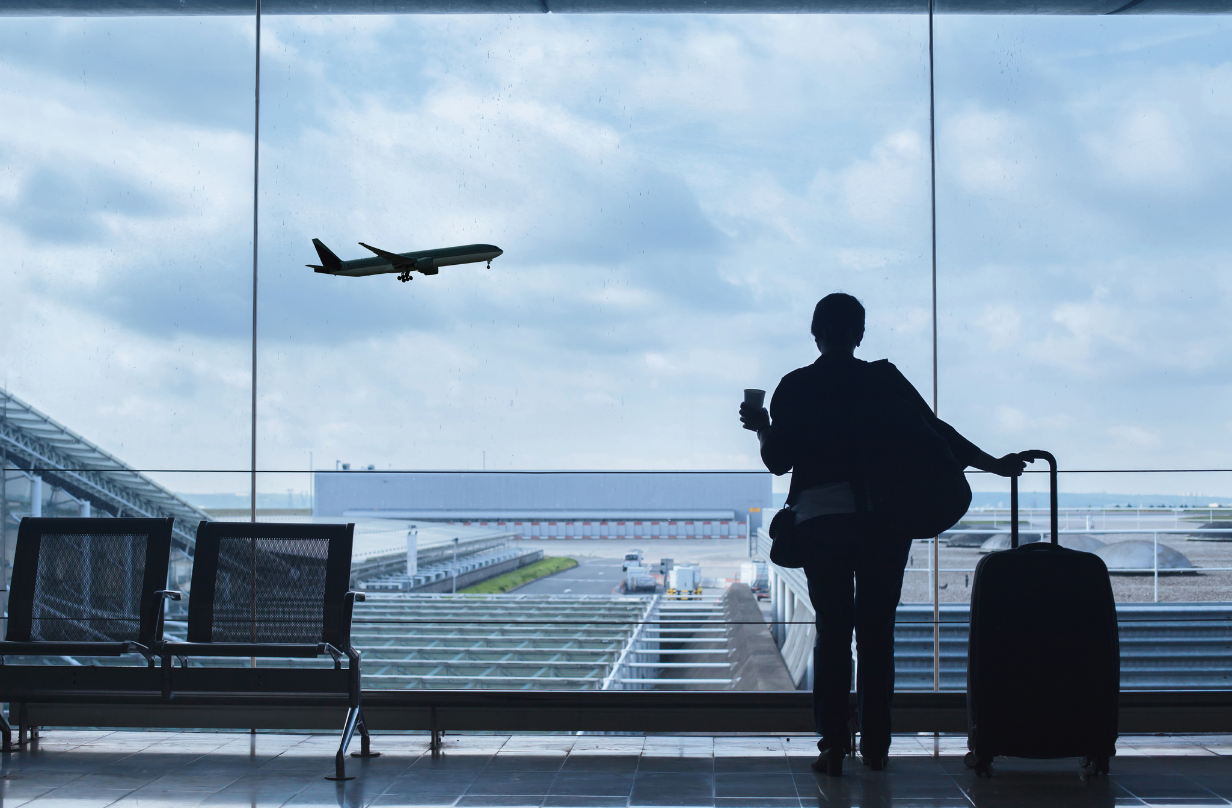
[[451, 537, 460, 594]]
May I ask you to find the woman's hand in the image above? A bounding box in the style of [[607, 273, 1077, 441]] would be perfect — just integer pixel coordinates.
[[739, 403, 770, 433], [987, 453, 1027, 478]]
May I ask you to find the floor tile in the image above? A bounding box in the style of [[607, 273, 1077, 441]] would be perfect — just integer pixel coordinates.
[[713, 774, 797, 799], [413, 755, 497, 770], [487, 755, 569, 772], [5, 731, 1232, 808], [384, 770, 481, 795], [630, 772, 713, 807], [571, 738, 645, 753], [372, 796, 458, 807], [1188, 779, 1232, 799], [542, 797, 629, 808], [548, 772, 636, 797], [561, 755, 641, 773], [1115, 776, 1224, 800], [713, 757, 792, 774], [635, 757, 713, 773], [467, 772, 559, 796]]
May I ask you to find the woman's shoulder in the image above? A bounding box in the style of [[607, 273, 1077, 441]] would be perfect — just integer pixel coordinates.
[[864, 357, 905, 378], [771, 364, 824, 408], [778, 364, 815, 386]]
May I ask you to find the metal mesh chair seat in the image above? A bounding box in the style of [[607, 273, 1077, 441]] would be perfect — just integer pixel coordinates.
[[180, 522, 356, 652], [3, 517, 175, 652]]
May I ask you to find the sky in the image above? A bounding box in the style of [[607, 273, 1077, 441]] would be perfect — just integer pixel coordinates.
[[0, 12, 1229, 500]]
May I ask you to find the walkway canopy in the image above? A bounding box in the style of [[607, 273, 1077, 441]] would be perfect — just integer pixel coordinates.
[[0, 387, 208, 554]]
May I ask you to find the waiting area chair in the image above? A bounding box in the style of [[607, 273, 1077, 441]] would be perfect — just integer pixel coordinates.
[[0, 517, 373, 780], [0, 517, 178, 751], [160, 520, 375, 780]]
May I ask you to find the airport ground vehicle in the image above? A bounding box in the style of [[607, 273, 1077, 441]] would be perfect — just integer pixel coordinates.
[[622, 549, 644, 571], [624, 564, 657, 593], [667, 565, 703, 598]]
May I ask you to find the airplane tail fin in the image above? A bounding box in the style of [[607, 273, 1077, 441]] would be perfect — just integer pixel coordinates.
[[312, 239, 343, 272]]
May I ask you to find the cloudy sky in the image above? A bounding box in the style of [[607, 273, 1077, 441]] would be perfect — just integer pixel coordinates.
[[1, 12, 1229, 499]]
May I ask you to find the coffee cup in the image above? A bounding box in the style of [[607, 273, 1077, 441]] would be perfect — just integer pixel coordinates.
[[743, 389, 766, 409]]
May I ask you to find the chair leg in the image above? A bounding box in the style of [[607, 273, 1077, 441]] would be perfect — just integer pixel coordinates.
[[0, 705, 12, 753], [350, 710, 380, 758], [17, 704, 27, 747], [324, 706, 361, 781]]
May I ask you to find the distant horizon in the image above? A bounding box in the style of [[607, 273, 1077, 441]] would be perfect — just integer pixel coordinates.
[[180, 489, 1232, 512]]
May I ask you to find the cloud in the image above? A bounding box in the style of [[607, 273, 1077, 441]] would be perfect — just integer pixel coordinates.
[[841, 130, 926, 231], [1108, 424, 1163, 451], [5, 167, 167, 244], [975, 304, 1023, 351], [1, 13, 1232, 489], [1086, 106, 1195, 192]]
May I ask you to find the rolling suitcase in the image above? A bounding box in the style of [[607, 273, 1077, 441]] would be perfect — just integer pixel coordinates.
[[966, 450, 1119, 777]]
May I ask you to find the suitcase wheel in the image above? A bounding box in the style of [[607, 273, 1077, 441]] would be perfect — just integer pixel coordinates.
[[1081, 756, 1111, 776], [965, 752, 993, 777]]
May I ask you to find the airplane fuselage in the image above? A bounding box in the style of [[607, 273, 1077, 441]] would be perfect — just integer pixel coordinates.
[[314, 244, 503, 277]]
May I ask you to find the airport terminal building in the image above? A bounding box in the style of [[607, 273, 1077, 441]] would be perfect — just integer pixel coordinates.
[[313, 470, 772, 539]]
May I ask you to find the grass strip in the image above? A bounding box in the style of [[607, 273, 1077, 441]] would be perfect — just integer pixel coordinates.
[[460, 556, 579, 594]]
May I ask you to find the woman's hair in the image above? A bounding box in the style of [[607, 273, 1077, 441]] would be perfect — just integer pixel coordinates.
[[810, 293, 865, 342]]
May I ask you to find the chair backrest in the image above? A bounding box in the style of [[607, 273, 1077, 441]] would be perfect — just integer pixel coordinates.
[[187, 521, 355, 647], [6, 517, 174, 646]]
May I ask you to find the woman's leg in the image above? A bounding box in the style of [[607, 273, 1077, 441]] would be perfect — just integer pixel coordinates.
[[853, 537, 913, 758], [802, 521, 860, 752]]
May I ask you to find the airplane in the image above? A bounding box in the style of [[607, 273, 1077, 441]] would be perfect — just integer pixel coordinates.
[[308, 239, 503, 282]]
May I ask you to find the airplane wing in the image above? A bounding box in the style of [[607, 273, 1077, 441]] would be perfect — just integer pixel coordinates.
[[359, 242, 412, 265]]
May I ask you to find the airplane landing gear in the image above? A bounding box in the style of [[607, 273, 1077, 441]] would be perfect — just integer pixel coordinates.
[[397, 270, 412, 282]]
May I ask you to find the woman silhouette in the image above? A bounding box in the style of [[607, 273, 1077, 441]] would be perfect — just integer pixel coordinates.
[[739, 293, 1023, 776]]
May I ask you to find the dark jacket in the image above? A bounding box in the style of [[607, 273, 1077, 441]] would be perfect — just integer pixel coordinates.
[[761, 353, 984, 506]]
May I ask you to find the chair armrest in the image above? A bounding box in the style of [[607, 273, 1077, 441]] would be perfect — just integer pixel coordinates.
[[339, 592, 365, 649]]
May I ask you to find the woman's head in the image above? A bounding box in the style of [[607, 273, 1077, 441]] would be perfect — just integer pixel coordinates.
[[810, 293, 865, 354]]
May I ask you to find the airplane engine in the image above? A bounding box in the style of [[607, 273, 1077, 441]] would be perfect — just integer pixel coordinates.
[[414, 257, 435, 271]]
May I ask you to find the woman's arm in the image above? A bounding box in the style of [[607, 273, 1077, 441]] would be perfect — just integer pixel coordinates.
[[885, 364, 1024, 478], [739, 379, 796, 476]]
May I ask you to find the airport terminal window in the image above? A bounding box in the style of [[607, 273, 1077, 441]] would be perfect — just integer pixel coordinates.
[[2, 10, 1231, 695], [254, 14, 934, 477], [0, 18, 254, 603]]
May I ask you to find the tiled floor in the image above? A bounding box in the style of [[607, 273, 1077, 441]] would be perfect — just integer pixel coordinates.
[[2, 731, 1232, 807]]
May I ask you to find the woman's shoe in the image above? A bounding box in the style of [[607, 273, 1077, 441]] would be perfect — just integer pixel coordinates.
[[862, 752, 889, 771], [810, 750, 844, 777]]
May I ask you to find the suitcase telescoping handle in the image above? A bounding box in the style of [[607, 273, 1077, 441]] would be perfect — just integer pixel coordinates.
[[1010, 450, 1058, 549]]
